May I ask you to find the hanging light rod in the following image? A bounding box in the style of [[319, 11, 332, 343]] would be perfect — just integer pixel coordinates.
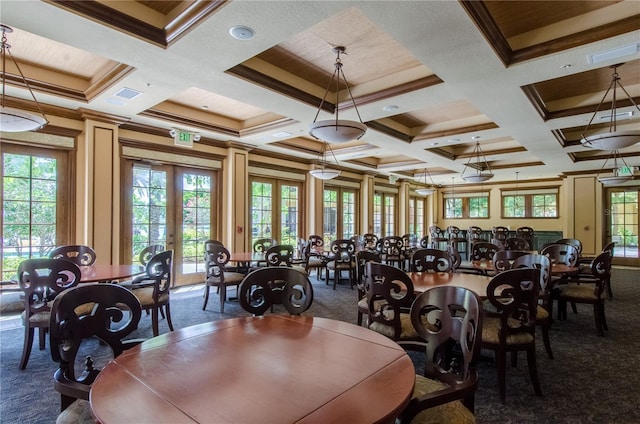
[[596, 149, 634, 185], [580, 63, 640, 150], [415, 167, 436, 195], [309, 46, 367, 144], [309, 141, 341, 180], [461, 138, 494, 183], [0, 24, 48, 132]]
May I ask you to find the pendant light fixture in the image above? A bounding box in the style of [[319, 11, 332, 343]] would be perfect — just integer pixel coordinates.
[[461, 137, 494, 183], [596, 149, 634, 185], [309, 46, 367, 144], [309, 141, 341, 180], [0, 25, 48, 132], [580, 63, 640, 150], [415, 167, 436, 195]]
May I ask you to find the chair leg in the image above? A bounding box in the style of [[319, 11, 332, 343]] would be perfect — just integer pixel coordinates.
[[202, 285, 210, 310], [600, 303, 608, 331], [606, 279, 613, 299], [570, 301, 578, 314], [594, 303, 605, 336], [219, 285, 227, 313], [526, 347, 543, 396], [541, 322, 554, 359], [38, 327, 47, 350], [357, 310, 363, 326], [151, 307, 159, 337], [496, 349, 507, 404], [19, 326, 35, 370], [164, 303, 174, 332]]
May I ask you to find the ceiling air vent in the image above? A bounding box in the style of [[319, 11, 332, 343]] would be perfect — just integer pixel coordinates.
[[114, 87, 142, 100]]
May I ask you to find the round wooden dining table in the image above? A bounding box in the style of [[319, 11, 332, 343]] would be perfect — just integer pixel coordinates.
[[407, 271, 492, 298], [90, 315, 415, 424], [79, 264, 144, 283]]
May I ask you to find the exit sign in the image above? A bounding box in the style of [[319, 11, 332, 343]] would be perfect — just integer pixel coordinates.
[[174, 130, 193, 148], [617, 166, 633, 176]]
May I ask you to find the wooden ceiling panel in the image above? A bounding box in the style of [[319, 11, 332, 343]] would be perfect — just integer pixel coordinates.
[[484, 1, 618, 39]]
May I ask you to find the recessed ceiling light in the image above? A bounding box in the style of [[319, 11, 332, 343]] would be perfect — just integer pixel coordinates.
[[447, 138, 460, 143], [201, 105, 208, 109], [431, 142, 439, 146], [229, 26, 255, 40], [561, 64, 572, 70], [472, 136, 481, 140], [383, 105, 399, 112]]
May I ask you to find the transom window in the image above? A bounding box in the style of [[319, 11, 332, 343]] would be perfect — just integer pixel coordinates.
[[444, 192, 489, 219], [323, 187, 357, 245], [502, 187, 559, 218]]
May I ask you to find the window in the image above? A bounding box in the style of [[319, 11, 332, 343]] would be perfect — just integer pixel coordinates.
[[409, 197, 426, 237], [373, 192, 397, 236], [502, 188, 558, 218], [443, 192, 489, 219], [251, 177, 301, 246], [323, 187, 357, 244], [1, 145, 72, 281]]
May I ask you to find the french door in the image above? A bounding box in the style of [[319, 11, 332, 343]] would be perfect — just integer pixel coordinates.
[[605, 186, 639, 266], [250, 178, 301, 247], [1, 144, 72, 281], [122, 161, 217, 286]]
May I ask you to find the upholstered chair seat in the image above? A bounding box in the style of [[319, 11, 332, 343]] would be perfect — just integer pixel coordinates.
[[408, 375, 477, 424], [55, 399, 96, 424], [368, 312, 417, 339], [482, 317, 535, 345]]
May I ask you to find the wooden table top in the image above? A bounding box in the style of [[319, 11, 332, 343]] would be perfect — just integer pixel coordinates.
[[407, 271, 492, 298], [229, 251, 265, 263], [90, 315, 415, 424], [80, 264, 144, 283], [462, 259, 578, 275]]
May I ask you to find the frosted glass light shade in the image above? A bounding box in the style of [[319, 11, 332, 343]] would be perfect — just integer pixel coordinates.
[[309, 169, 341, 180], [461, 172, 494, 183], [309, 119, 367, 143], [580, 130, 640, 150], [416, 188, 435, 195], [0, 106, 47, 132]]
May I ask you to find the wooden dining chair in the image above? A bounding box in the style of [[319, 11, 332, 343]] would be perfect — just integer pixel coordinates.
[[355, 250, 381, 326], [365, 262, 420, 348], [504, 237, 530, 251], [554, 251, 611, 337], [380, 235, 405, 270], [202, 245, 245, 313], [410, 248, 454, 273], [124, 250, 174, 336], [516, 226, 535, 248], [482, 268, 542, 403], [238, 267, 313, 315], [469, 242, 500, 261], [398, 286, 482, 424], [325, 238, 356, 289], [49, 283, 143, 422], [492, 249, 529, 274], [512, 254, 555, 359], [429, 226, 449, 250], [49, 245, 97, 266], [17, 258, 82, 370], [137, 244, 165, 266]]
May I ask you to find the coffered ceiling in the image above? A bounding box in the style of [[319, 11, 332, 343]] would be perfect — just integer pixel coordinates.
[[1, 0, 639, 186]]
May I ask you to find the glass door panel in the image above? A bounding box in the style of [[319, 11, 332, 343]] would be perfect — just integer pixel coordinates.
[[176, 168, 215, 285], [607, 187, 639, 266]]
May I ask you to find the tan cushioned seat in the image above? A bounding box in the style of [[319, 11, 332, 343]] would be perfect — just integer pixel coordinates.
[[409, 374, 476, 424]]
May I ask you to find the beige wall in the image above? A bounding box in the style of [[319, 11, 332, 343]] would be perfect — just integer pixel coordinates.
[[3, 119, 610, 264]]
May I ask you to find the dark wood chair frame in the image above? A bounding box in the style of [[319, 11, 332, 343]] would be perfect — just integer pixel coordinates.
[[398, 286, 483, 424], [49, 283, 143, 412], [17, 258, 82, 370], [49, 245, 97, 266], [238, 267, 313, 315]]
